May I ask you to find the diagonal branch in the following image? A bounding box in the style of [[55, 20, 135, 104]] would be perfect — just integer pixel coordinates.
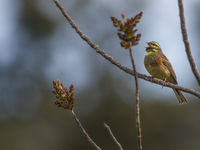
[[53, 0, 200, 99], [129, 48, 142, 150], [104, 123, 124, 150], [71, 110, 102, 150], [178, 0, 200, 85]]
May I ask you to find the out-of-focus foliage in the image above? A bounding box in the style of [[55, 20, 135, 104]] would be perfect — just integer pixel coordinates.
[[20, 0, 56, 38]]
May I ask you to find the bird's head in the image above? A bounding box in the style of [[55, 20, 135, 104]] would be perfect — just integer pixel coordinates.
[[145, 41, 162, 55]]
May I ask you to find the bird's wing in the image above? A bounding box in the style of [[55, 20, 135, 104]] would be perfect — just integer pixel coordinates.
[[161, 53, 178, 84]]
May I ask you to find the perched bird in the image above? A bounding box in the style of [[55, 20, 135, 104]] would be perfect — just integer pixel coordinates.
[[144, 41, 188, 104]]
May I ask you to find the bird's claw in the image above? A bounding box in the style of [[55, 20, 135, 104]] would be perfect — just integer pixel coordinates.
[[162, 78, 166, 88]]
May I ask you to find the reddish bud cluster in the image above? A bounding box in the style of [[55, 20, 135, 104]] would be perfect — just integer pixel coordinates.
[[111, 11, 143, 49], [52, 80, 74, 110]]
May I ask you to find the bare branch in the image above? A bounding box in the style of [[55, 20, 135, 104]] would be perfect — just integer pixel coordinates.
[[128, 48, 142, 150], [178, 0, 200, 85], [104, 123, 124, 150], [53, 0, 200, 99], [71, 110, 102, 150]]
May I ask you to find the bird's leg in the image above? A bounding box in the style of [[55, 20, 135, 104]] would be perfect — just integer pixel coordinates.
[[150, 76, 155, 82], [162, 78, 167, 88]]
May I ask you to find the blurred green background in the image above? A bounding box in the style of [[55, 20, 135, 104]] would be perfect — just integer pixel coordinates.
[[1, 0, 200, 149]]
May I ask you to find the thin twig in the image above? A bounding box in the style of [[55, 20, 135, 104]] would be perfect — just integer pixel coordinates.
[[104, 123, 124, 150], [178, 0, 200, 85], [71, 110, 102, 150], [129, 48, 142, 150], [53, 0, 200, 99]]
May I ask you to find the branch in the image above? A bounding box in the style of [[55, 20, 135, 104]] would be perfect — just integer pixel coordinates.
[[53, 0, 200, 99], [178, 0, 200, 85], [71, 110, 102, 150], [129, 48, 142, 150], [104, 123, 124, 150]]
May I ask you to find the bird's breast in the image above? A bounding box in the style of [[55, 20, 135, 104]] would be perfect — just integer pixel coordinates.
[[144, 53, 170, 80]]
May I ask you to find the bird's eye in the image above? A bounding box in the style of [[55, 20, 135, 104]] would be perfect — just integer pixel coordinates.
[[151, 43, 158, 47]]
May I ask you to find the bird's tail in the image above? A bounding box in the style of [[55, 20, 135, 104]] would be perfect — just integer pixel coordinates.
[[172, 88, 188, 104]]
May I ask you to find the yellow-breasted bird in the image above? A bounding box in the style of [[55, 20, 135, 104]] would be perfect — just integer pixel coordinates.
[[144, 41, 188, 104]]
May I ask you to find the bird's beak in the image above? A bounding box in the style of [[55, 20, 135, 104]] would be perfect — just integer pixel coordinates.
[[146, 42, 150, 46], [145, 42, 150, 48]]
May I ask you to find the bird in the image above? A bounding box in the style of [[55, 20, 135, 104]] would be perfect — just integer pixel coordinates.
[[144, 41, 188, 104]]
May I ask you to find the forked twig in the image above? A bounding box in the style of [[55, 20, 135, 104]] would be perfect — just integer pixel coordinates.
[[53, 0, 200, 99], [178, 0, 200, 85], [71, 110, 102, 150], [104, 123, 124, 150]]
